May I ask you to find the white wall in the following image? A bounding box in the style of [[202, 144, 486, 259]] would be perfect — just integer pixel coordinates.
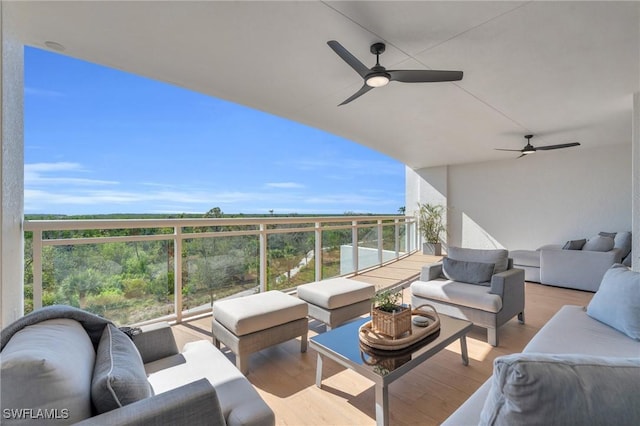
[[1, 2, 25, 328], [408, 143, 632, 252]]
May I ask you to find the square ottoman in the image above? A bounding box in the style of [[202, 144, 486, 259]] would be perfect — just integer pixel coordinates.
[[297, 277, 375, 330], [212, 290, 308, 375]]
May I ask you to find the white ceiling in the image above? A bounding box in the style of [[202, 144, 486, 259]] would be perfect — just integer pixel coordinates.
[[8, 1, 640, 169]]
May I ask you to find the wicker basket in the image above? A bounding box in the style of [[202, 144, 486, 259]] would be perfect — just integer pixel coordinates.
[[371, 304, 412, 339]]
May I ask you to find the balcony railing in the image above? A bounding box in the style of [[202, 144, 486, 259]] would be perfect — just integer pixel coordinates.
[[24, 215, 418, 325]]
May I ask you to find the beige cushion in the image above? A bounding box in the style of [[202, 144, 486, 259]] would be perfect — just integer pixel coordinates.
[[213, 290, 307, 336], [0, 319, 95, 424], [297, 278, 375, 309], [146, 340, 275, 426], [410, 279, 502, 313]]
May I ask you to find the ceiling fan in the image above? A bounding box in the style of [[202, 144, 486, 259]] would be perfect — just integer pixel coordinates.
[[327, 40, 463, 106], [496, 135, 580, 158]]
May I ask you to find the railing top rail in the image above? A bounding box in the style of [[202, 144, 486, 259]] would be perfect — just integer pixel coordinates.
[[24, 215, 413, 232]]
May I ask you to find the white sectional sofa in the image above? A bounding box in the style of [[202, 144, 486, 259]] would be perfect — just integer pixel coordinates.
[[510, 231, 632, 292], [443, 264, 640, 425]]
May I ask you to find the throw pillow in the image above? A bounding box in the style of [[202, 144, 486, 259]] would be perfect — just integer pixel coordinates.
[[586, 264, 640, 340], [442, 257, 495, 285], [91, 324, 153, 413], [623, 252, 632, 267], [0, 318, 95, 424], [614, 231, 632, 259], [479, 353, 640, 426], [562, 239, 586, 250], [582, 235, 614, 252], [599, 231, 617, 239], [447, 247, 509, 274]]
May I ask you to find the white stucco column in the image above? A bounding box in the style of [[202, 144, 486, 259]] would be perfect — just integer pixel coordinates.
[[1, 1, 25, 328], [632, 92, 639, 272]]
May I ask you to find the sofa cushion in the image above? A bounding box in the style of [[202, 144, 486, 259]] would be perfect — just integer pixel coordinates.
[[582, 235, 614, 252], [479, 353, 640, 426], [146, 340, 275, 426], [586, 264, 640, 340], [0, 318, 95, 424], [410, 279, 502, 313], [562, 239, 586, 250], [92, 324, 153, 413], [442, 257, 494, 285], [447, 247, 509, 274], [598, 231, 617, 239], [614, 231, 632, 259]]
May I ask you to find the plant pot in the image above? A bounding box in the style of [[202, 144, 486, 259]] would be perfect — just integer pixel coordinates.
[[371, 305, 412, 339], [422, 242, 442, 256]]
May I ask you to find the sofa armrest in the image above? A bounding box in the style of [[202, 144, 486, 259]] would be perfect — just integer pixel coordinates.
[[540, 249, 621, 292], [74, 379, 225, 426], [490, 268, 525, 317], [132, 322, 179, 364], [420, 263, 443, 281]]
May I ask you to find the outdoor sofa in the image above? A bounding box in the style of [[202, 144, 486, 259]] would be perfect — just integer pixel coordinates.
[[443, 263, 640, 425], [510, 231, 632, 292], [0, 305, 274, 426]]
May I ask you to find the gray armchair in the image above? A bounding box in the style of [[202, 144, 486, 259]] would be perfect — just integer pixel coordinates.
[[410, 247, 525, 346]]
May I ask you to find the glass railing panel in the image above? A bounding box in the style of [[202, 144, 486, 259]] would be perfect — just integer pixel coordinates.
[[24, 241, 175, 325], [267, 231, 315, 290], [182, 235, 259, 312], [323, 228, 354, 278]]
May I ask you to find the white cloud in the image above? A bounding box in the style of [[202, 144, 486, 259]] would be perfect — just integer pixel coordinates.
[[25, 87, 65, 97], [265, 182, 305, 189], [25, 162, 118, 186]]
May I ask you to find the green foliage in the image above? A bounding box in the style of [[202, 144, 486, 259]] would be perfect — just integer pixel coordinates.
[[416, 202, 446, 243], [373, 289, 402, 313]]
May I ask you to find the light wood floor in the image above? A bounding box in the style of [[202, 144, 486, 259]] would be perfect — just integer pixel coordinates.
[[171, 253, 593, 426]]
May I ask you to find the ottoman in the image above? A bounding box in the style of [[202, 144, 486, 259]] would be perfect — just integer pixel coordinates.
[[212, 290, 308, 375], [510, 249, 541, 282], [297, 277, 375, 330]]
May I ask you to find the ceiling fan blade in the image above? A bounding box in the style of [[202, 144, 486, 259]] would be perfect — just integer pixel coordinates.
[[327, 40, 370, 78], [339, 84, 374, 106], [388, 69, 463, 83], [495, 148, 524, 152], [516, 154, 527, 159], [535, 142, 581, 151]]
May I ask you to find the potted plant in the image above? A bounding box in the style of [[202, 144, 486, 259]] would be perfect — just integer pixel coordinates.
[[371, 289, 412, 339], [416, 202, 446, 256]]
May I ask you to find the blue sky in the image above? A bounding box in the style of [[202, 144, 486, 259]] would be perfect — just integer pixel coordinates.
[[24, 46, 405, 216]]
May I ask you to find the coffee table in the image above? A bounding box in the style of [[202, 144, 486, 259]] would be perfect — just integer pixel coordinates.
[[309, 314, 472, 426]]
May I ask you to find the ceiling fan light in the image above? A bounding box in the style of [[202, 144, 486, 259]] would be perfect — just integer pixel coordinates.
[[366, 74, 390, 87], [522, 149, 536, 155]]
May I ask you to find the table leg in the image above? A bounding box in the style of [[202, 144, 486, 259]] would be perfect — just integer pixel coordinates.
[[315, 353, 324, 388], [460, 335, 469, 366], [374, 384, 389, 426]]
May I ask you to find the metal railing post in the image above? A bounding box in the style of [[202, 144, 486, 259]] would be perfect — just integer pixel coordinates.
[[315, 222, 322, 281], [377, 220, 383, 265], [32, 230, 43, 310], [394, 219, 400, 258], [174, 226, 183, 323], [352, 220, 359, 273], [259, 223, 267, 292]]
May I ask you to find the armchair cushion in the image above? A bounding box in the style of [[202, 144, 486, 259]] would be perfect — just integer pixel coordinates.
[[582, 235, 614, 252], [480, 353, 640, 426], [0, 319, 95, 423], [442, 257, 494, 285], [447, 247, 509, 274], [92, 324, 153, 413], [587, 264, 640, 340]]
